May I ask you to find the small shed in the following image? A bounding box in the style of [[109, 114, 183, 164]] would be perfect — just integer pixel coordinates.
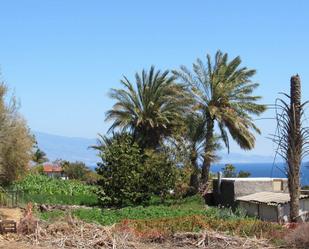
[[212, 177, 289, 207], [237, 191, 309, 222]]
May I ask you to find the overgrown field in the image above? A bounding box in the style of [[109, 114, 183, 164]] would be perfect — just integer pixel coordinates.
[[39, 195, 284, 243], [12, 174, 99, 206], [11, 175, 286, 245]]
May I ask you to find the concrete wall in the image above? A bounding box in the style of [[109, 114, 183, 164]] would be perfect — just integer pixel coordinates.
[[240, 199, 309, 222], [212, 178, 289, 208], [300, 198, 309, 211], [259, 204, 278, 222], [239, 201, 279, 222], [238, 202, 259, 217], [234, 180, 288, 197]]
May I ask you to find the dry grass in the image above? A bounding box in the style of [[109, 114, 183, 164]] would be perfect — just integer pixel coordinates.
[[0, 204, 288, 249], [0, 214, 283, 249], [284, 223, 309, 249]]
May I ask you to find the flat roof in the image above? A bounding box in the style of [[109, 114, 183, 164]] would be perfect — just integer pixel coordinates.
[[236, 191, 308, 206], [218, 177, 287, 182]]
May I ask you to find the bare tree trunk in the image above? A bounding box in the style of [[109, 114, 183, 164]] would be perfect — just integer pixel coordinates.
[[288, 75, 301, 222], [188, 148, 199, 195], [201, 115, 215, 194]]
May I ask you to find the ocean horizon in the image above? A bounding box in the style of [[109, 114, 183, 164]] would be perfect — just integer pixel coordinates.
[[211, 162, 309, 186]]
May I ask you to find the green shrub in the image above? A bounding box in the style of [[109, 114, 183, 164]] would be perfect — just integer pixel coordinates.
[[142, 150, 177, 202], [95, 133, 178, 207], [96, 134, 149, 207], [61, 161, 92, 181]]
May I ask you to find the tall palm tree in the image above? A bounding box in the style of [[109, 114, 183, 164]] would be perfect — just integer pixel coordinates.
[[272, 75, 309, 222], [184, 113, 205, 195], [173, 51, 266, 187], [106, 66, 191, 150]]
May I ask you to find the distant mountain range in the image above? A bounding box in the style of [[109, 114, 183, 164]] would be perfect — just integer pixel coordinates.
[[34, 131, 98, 167], [34, 131, 276, 168]]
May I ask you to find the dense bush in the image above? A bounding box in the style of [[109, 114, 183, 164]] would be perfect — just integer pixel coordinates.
[[61, 160, 96, 182], [143, 150, 176, 201], [95, 134, 177, 207], [96, 134, 149, 207]]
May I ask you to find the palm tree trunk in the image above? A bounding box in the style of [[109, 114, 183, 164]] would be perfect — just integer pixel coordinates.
[[201, 115, 215, 187], [288, 75, 301, 222], [188, 148, 199, 195]]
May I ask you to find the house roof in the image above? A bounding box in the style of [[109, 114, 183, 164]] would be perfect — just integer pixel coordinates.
[[218, 177, 288, 182], [43, 164, 63, 173], [236, 191, 309, 206]]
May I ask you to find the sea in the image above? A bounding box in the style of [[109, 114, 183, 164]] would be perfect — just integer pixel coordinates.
[[211, 162, 309, 186]]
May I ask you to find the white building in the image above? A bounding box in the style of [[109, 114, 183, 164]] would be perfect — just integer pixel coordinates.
[[237, 191, 309, 222]]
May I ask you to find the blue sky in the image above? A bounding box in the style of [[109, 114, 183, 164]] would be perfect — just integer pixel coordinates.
[[0, 0, 308, 158]]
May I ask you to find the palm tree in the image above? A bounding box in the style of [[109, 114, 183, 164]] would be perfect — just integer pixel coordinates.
[[184, 113, 205, 195], [90, 132, 125, 157], [272, 75, 309, 222], [173, 51, 266, 187], [32, 148, 48, 165], [106, 66, 190, 150]]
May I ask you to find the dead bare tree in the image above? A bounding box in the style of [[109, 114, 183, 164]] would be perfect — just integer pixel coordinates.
[[271, 75, 309, 222]]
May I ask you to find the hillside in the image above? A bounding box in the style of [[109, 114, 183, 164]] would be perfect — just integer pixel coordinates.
[[34, 131, 275, 167], [34, 131, 98, 167]]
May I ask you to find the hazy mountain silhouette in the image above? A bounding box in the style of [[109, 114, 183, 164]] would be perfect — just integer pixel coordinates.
[[34, 131, 98, 167], [34, 131, 275, 168]]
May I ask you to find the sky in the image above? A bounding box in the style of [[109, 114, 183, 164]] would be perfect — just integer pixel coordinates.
[[0, 0, 308, 158]]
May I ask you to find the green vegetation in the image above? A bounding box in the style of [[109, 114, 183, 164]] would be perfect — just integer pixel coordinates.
[[184, 113, 205, 195], [13, 174, 98, 206], [39, 196, 222, 225], [173, 51, 266, 186], [32, 141, 48, 165], [222, 164, 251, 178], [39, 195, 283, 241], [61, 160, 100, 183], [105, 66, 191, 150], [94, 134, 177, 207]]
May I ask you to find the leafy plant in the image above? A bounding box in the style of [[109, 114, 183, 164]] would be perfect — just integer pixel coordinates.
[[13, 174, 98, 205], [95, 133, 149, 207], [61, 160, 92, 181]]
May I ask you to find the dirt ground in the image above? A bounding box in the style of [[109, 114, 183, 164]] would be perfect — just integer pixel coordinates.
[[0, 241, 54, 249]]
